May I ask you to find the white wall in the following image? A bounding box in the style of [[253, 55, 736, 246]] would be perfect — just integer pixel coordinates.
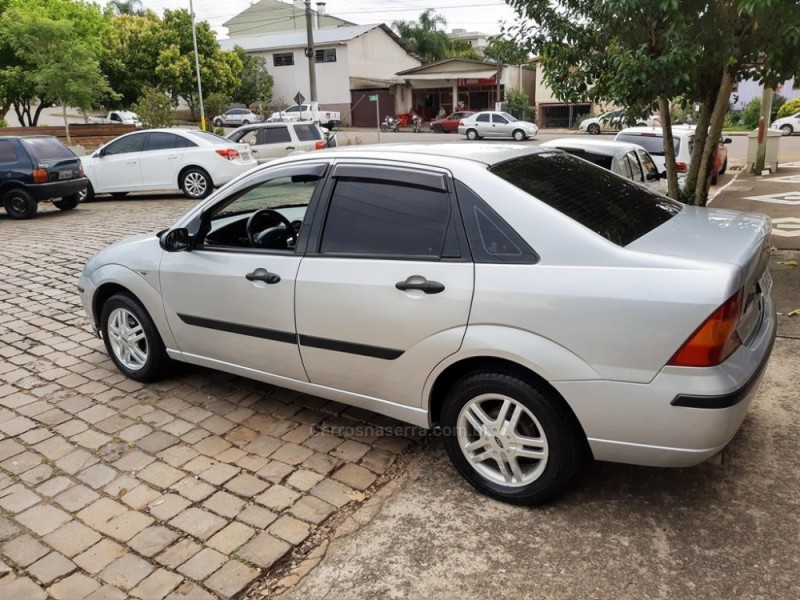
[[347, 28, 420, 80]]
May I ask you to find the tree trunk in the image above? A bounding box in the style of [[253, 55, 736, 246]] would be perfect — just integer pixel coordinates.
[[657, 96, 679, 200], [62, 104, 71, 146], [694, 69, 734, 206], [683, 87, 717, 199], [31, 101, 47, 127], [496, 61, 502, 108]]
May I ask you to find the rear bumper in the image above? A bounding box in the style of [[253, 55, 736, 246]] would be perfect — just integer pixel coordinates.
[[28, 178, 88, 201], [555, 296, 777, 467]]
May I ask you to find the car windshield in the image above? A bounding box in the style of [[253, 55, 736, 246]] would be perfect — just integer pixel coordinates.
[[184, 130, 229, 145], [490, 152, 682, 246], [616, 133, 679, 156], [501, 112, 518, 122], [21, 137, 74, 160]]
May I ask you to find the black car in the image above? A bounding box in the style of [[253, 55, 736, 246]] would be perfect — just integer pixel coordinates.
[[0, 135, 87, 219]]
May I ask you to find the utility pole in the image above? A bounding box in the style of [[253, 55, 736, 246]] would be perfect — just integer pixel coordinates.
[[189, 0, 206, 130], [304, 0, 318, 104], [754, 85, 774, 173]]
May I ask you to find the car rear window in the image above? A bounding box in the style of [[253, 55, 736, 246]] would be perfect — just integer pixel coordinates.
[[20, 137, 74, 160], [552, 148, 613, 170], [184, 130, 229, 144], [294, 124, 323, 141], [489, 152, 682, 246], [616, 133, 679, 156]]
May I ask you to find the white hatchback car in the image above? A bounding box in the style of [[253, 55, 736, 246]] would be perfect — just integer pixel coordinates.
[[79, 144, 775, 505], [226, 122, 335, 164], [79, 129, 257, 201]]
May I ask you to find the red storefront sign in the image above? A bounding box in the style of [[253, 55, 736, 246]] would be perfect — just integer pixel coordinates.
[[457, 76, 497, 86]]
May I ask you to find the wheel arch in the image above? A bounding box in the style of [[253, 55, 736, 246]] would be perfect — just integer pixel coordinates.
[[177, 165, 214, 190]]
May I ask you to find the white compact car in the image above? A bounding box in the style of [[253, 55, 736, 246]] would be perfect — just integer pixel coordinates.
[[79, 143, 775, 505], [579, 110, 659, 135], [541, 138, 665, 192], [226, 122, 335, 163], [79, 129, 257, 201], [770, 112, 800, 136], [458, 111, 538, 141]]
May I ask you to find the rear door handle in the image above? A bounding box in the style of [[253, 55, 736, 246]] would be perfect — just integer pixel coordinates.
[[285, 146, 295, 150], [246, 268, 281, 284], [395, 278, 445, 294]]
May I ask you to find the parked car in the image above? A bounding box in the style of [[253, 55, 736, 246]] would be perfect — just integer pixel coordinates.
[[0, 135, 87, 219], [430, 111, 475, 133], [267, 104, 342, 129], [458, 111, 539, 140], [541, 138, 665, 192], [88, 111, 142, 128], [226, 122, 335, 163], [770, 112, 800, 136], [579, 110, 658, 135], [79, 129, 256, 201], [79, 143, 776, 505], [212, 108, 263, 128], [615, 126, 730, 183]]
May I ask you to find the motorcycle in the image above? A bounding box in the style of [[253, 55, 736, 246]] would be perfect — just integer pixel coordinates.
[[411, 115, 423, 133], [380, 115, 400, 132]]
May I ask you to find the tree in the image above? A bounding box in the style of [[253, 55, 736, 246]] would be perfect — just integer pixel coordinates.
[[1, 6, 113, 141], [231, 46, 274, 109], [485, 36, 528, 107], [778, 97, 800, 119], [107, 0, 144, 16], [133, 86, 173, 128], [449, 40, 481, 60], [393, 9, 452, 64]]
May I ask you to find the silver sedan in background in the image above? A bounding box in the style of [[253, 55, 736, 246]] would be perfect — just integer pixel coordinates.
[[458, 111, 539, 140], [78, 144, 776, 505]]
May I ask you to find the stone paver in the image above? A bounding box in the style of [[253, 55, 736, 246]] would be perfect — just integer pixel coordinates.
[[0, 200, 417, 600]]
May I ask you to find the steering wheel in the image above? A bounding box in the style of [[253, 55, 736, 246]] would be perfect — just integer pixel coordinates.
[[245, 208, 298, 249]]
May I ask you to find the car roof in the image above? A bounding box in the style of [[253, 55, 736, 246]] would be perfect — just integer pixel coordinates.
[[541, 138, 646, 156], [617, 125, 695, 137]]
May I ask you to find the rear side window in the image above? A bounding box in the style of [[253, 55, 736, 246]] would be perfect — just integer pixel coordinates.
[[476, 114, 490, 123], [0, 140, 19, 163], [490, 153, 682, 246], [264, 127, 292, 144], [146, 132, 180, 151], [616, 133, 678, 156], [20, 137, 73, 160], [294, 124, 323, 141], [553, 148, 613, 170]]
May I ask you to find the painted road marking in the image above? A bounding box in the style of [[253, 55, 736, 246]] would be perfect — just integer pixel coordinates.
[[744, 191, 800, 205], [772, 217, 800, 237], [762, 174, 800, 184], [777, 161, 800, 168]]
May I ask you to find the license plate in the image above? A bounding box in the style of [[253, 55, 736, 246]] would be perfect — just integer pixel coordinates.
[[58, 170, 73, 180], [759, 270, 773, 298]]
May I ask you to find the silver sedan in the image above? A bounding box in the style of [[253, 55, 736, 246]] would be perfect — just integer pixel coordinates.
[[78, 143, 776, 505]]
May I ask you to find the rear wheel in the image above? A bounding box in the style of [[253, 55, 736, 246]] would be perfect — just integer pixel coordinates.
[[512, 129, 527, 142], [213, 118, 223, 127], [441, 370, 584, 505], [53, 194, 79, 211], [180, 168, 212, 200], [432, 124, 443, 134], [3, 188, 37, 219], [380, 123, 389, 132], [78, 182, 94, 203], [780, 124, 793, 136], [466, 129, 479, 140], [587, 123, 601, 135], [101, 293, 170, 382], [242, 119, 250, 125]]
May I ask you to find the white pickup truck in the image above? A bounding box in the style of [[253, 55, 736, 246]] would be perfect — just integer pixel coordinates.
[[87, 111, 142, 127], [268, 104, 341, 128]]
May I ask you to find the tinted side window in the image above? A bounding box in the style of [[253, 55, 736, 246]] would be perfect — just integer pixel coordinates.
[[619, 153, 635, 179], [492, 114, 508, 124], [455, 181, 537, 264], [0, 140, 18, 163], [146, 132, 179, 151], [264, 127, 292, 144], [490, 153, 682, 246], [294, 124, 322, 141], [174, 136, 196, 148], [476, 114, 490, 123], [104, 134, 145, 155], [321, 178, 450, 257], [637, 150, 659, 179]]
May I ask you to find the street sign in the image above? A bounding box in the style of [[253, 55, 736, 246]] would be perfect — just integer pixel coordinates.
[[369, 95, 378, 102], [294, 91, 305, 106]]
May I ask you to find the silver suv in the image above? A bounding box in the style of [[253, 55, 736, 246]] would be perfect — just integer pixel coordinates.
[[226, 122, 335, 163]]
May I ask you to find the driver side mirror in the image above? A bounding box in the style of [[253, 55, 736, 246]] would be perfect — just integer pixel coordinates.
[[723, 137, 733, 144], [160, 228, 191, 252]]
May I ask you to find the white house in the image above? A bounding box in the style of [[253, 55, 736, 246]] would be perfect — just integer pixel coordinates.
[[223, 0, 353, 38]]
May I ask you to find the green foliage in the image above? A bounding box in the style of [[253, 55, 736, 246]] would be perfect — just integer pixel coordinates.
[[449, 40, 481, 60], [772, 94, 787, 120], [778, 97, 800, 119], [393, 9, 452, 64], [204, 93, 231, 122], [742, 95, 787, 129], [102, 13, 164, 108], [506, 89, 534, 120], [232, 47, 274, 108], [133, 86, 173, 128], [0, 118, 6, 127], [484, 36, 528, 66]]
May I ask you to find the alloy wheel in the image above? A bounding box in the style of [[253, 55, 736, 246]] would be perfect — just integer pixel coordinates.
[[107, 308, 149, 371], [184, 172, 208, 198]]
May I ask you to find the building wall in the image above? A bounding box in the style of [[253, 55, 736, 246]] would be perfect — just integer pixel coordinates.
[[347, 29, 420, 82], [225, 1, 349, 37], [731, 78, 800, 110]]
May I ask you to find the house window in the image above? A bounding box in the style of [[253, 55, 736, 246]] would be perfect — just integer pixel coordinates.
[[273, 52, 294, 67], [314, 48, 336, 63]]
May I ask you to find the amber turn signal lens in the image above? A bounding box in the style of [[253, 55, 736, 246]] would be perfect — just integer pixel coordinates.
[[33, 168, 48, 183], [668, 290, 743, 367]]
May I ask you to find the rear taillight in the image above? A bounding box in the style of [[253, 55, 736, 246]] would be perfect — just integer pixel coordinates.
[[675, 162, 688, 172], [668, 290, 743, 367], [216, 148, 240, 161], [315, 141, 325, 150], [33, 168, 48, 183], [78, 164, 84, 177]]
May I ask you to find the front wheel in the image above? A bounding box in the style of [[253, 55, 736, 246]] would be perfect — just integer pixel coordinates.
[[780, 124, 793, 136], [587, 123, 601, 135], [441, 370, 584, 505], [466, 129, 479, 140], [242, 119, 250, 126], [213, 118, 223, 127], [720, 157, 728, 174], [101, 293, 170, 382], [432, 124, 443, 134], [512, 129, 527, 142], [380, 123, 389, 132], [3, 188, 37, 219], [53, 194, 80, 211], [180, 168, 212, 200]]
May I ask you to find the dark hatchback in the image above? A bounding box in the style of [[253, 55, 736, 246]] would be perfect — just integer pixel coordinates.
[[0, 135, 87, 219]]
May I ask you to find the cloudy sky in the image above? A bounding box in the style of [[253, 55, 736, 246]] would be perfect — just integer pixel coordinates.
[[108, 0, 519, 38]]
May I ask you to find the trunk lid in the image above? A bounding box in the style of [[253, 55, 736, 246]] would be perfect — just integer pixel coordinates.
[[629, 206, 772, 344]]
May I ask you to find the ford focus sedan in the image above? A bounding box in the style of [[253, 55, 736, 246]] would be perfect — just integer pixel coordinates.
[[78, 144, 776, 505]]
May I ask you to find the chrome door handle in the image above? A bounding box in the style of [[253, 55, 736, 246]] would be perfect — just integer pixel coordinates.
[[246, 268, 280, 284], [395, 278, 445, 294]]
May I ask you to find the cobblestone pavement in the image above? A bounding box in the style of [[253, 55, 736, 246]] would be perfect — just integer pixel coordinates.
[[0, 199, 417, 599]]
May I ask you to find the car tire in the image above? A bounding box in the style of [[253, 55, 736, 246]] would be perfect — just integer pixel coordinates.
[[180, 167, 212, 200], [587, 123, 601, 135], [78, 182, 94, 203], [512, 129, 527, 141], [3, 188, 38, 219], [53, 194, 80, 211], [242, 119, 250, 126], [380, 123, 389, 132], [101, 293, 171, 382], [466, 129, 479, 140], [441, 369, 584, 505], [213, 118, 223, 127], [433, 124, 443, 133], [111, 192, 129, 199], [780, 124, 793, 136], [720, 157, 728, 174]]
